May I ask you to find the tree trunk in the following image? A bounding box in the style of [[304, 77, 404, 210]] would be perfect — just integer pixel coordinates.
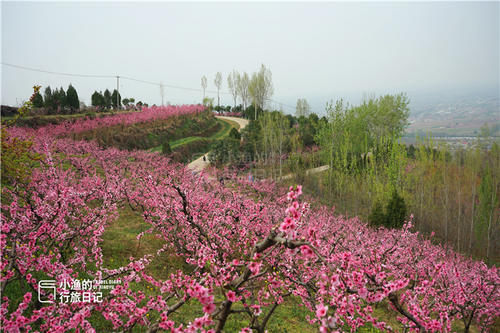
[[469, 172, 476, 255], [486, 186, 497, 264]]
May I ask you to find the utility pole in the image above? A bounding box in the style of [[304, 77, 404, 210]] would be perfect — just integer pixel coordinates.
[[160, 82, 165, 106], [116, 75, 120, 110]]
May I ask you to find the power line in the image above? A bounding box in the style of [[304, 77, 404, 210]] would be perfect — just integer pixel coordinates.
[[2, 62, 297, 111], [1, 62, 115, 79], [2, 62, 217, 93], [267, 98, 296, 111], [119, 75, 159, 86]]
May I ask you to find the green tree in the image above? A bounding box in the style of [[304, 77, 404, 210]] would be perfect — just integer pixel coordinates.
[[369, 190, 407, 229], [1, 86, 43, 188], [241, 119, 262, 161], [366, 93, 410, 140], [111, 89, 121, 109], [243, 105, 263, 120], [53, 87, 67, 111], [43, 86, 54, 110], [209, 138, 240, 166], [385, 189, 407, 228], [32, 91, 44, 108], [66, 84, 79, 110], [91, 91, 105, 108], [203, 97, 214, 112], [103, 89, 112, 109], [476, 166, 498, 263], [228, 128, 241, 141], [368, 201, 386, 227]]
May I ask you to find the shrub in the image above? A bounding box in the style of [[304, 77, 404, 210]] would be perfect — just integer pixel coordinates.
[[385, 189, 407, 228], [368, 201, 386, 227], [228, 127, 241, 140], [368, 190, 407, 229]]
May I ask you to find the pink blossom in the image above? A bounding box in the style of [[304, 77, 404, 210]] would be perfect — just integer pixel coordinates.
[[249, 262, 261, 275], [203, 303, 216, 314], [300, 245, 315, 260], [316, 304, 328, 318], [226, 290, 237, 302]]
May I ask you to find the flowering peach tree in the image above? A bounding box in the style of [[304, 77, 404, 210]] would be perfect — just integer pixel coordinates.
[[1, 111, 499, 332]]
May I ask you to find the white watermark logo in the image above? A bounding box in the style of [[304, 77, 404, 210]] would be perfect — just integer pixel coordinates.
[[38, 279, 121, 303], [38, 280, 56, 303]]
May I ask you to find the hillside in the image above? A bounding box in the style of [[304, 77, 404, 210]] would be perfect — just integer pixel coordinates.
[[1, 106, 499, 332]]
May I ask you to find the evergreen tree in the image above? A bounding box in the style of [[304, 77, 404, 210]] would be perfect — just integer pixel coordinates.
[[91, 91, 105, 108], [91, 91, 99, 107], [369, 191, 406, 229], [111, 89, 121, 109], [103, 89, 112, 109], [32, 91, 44, 108], [228, 128, 241, 141], [44, 86, 54, 110], [54, 87, 67, 109], [66, 84, 79, 110], [385, 190, 407, 228], [407, 144, 416, 159], [368, 201, 386, 227]]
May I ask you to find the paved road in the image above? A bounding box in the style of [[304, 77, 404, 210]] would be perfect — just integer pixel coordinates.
[[187, 116, 249, 172]]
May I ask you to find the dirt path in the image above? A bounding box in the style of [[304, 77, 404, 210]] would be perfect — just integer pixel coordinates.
[[187, 116, 249, 172], [187, 116, 329, 180], [278, 165, 330, 180]]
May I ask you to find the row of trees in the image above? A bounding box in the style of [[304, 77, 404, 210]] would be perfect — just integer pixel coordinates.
[[91, 89, 145, 110], [31, 84, 80, 114], [201, 65, 274, 120], [91, 89, 121, 109], [28, 85, 145, 114]]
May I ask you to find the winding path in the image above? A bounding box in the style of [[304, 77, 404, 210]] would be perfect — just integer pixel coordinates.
[[187, 116, 249, 172], [187, 116, 331, 181]]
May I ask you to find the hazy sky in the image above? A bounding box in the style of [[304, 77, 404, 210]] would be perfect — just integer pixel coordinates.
[[2, 1, 499, 113]]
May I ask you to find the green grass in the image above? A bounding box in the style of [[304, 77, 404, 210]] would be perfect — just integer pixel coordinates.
[[96, 204, 319, 332], [211, 118, 239, 140], [96, 202, 384, 332], [149, 118, 240, 153]]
